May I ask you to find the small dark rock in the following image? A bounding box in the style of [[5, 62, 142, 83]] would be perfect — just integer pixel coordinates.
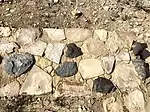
[[66, 43, 83, 58], [55, 62, 78, 77], [132, 42, 147, 56], [132, 56, 148, 80], [93, 77, 116, 93], [4, 53, 34, 76]]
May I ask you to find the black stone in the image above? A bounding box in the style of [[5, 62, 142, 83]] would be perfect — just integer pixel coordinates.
[[66, 43, 83, 58], [93, 77, 116, 93], [55, 62, 78, 77], [4, 53, 34, 76], [132, 42, 147, 56]]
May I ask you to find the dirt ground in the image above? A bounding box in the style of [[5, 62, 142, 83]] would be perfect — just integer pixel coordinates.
[[0, 0, 150, 112]]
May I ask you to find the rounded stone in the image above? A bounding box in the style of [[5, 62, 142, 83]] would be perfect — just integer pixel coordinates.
[[66, 43, 83, 58], [55, 62, 78, 77], [93, 77, 116, 93], [4, 53, 34, 76]]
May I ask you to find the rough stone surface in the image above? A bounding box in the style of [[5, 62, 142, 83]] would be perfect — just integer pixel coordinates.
[[103, 97, 123, 112], [132, 56, 147, 80], [36, 56, 52, 69], [0, 40, 18, 53], [94, 29, 108, 41], [65, 28, 92, 42], [15, 28, 41, 46], [66, 43, 83, 58], [0, 81, 20, 97], [85, 38, 108, 57], [55, 62, 78, 77], [0, 27, 11, 37], [93, 77, 115, 93], [111, 63, 141, 91], [102, 56, 115, 74], [79, 59, 104, 79], [43, 28, 66, 41], [22, 40, 47, 56], [45, 43, 65, 64], [20, 65, 52, 95], [124, 89, 146, 112], [4, 53, 34, 76], [132, 42, 145, 56], [116, 52, 130, 63]]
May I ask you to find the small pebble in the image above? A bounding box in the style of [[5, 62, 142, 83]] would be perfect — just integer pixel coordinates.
[[4, 53, 34, 76], [66, 43, 83, 58], [93, 77, 116, 93], [55, 62, 78, 77]]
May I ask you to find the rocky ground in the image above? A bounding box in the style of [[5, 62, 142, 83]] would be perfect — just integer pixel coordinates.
[[1, 0, 150, 112]]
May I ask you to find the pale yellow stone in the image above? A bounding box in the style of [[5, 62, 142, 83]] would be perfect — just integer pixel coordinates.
[[79, 59, 104, 79], [36, 57, 52, 69]]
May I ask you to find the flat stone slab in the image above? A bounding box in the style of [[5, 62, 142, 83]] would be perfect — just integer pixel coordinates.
[[65, 28, 92, 42], [45, 43, 65, 64], [43, 28, 66, 41], [79, 59, 104, 79], [0, 81, 20, 97], [22, 40, 47, 56], [20, 65, 52, 95]]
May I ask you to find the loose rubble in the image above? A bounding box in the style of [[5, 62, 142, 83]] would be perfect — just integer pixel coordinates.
[[0, 27, 149, 112]]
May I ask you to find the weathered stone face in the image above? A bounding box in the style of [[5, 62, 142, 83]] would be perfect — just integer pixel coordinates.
[[55, 62, 78, 77], [66, 43, 83, 58], [93, 77, 116, 93], [4, 53, 34, 76]]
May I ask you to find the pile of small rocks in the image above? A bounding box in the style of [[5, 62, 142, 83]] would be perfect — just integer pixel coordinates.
[[0, 27, 150, 112]]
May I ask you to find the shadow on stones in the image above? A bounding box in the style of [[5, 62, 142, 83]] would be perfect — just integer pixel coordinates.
[[132, 41, 150, 79]]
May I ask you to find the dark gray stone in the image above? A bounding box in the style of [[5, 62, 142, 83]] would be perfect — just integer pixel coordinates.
[[132, 42, 144, 56], [132, 56, 148, 80], [66, 43, 83, 58], [4, 53, 34, 76], [55, 62, 78, 77], [93, 77, 116, 93]]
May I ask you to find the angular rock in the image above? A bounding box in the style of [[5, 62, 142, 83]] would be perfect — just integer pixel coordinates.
[[79, 59, 104, 79], [116, 52, 130, 63], [117, 31, 136, 49], [105, 31, 121, 53], [132, 56, 147, 80], [93, 77, 116, 93], [0, 81, 20, 97], [36, 56, 52, 69], [124, 89, 146, 112], [132, 42, 146, 56], [85, 38, 108, 57], [45, 43, 65, 64], [111, 63, 141, 91], [43, 28, 66, 41], [22, 40, 47, 56], [65, 28, 92, 42], [15, 28, 41, 46], [0, 40, 18, 53], [66, 43, 83, 58], [102, 56, 115, 74], [94, 29, 108, 41], [4, 53, 34, 76], [55, 62, 78, 77], [0, 27, 11, 37], [20, 65, 52, 95]]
